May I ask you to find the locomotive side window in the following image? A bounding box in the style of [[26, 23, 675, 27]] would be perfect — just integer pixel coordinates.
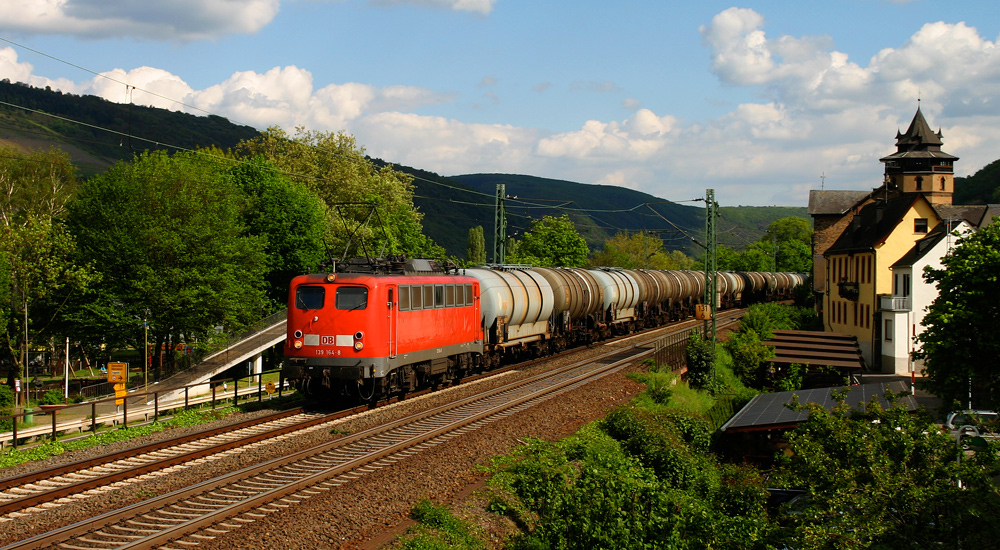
[[295, 286, 325, 310], [335, 286, 368, 310], [455, 284, 465, 307], [423, 286, 434, 309], [446, 284, 456, 307], [412, 286, 423, 309], [465, 284, 474, 306], [434, 285, 445, 308], [399, 285, 410, 311]]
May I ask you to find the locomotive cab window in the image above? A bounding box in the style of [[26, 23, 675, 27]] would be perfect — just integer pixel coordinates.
[[335, 286, 368, 310], [435, 285, 445, 308], [295, 286, 325, 310]]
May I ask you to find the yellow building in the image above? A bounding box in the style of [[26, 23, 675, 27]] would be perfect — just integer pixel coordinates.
[[813, 107, 970, 371]]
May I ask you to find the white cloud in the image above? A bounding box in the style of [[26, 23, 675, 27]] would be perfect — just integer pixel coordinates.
[[369, 0, 496, 15], [0, 47, 35, 84], [699, 7, 773, 86], [0, 0, 280, 40], [3, 7, 1000, 207], [0, 46, 85, 92], [352, 112, 538, 174]]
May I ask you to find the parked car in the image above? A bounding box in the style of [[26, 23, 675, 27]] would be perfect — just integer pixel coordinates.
[[945, 410, 999, 448]]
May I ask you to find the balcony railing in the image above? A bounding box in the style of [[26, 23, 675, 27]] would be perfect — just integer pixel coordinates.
[[880, 296, 911, 311], [837, 281, 860, 301]]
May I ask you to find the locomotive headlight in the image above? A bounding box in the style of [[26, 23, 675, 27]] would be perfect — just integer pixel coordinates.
[[326, 273, 337, 282], [353, 341, 364, 351], [294, 340, 303, 349], [293, 330, 303, 339], [354, 331, 364, 340]]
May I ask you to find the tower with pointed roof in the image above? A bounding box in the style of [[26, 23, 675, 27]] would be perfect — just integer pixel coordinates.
[[879, 106, 958, 205]]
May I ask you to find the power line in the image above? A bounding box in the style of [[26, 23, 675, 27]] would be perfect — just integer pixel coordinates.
[[0, 37, 711, 243]]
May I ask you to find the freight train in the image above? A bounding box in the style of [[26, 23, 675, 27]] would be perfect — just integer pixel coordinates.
[[282, 256, 804, 403]]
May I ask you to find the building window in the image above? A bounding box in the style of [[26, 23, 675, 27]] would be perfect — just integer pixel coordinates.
[[916, 176, 923, 190], [914, 218, 928, 234], [903, 274, 911, 297], [885, 319, 893, 341], [940, 176, 946, 190]]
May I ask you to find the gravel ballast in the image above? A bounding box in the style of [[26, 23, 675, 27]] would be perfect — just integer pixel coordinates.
[[0, 352, 648, 549]]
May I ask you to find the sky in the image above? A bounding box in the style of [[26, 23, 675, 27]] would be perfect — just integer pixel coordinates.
[[0, 0, 998, 207]]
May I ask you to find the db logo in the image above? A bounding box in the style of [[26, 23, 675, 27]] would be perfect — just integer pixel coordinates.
[[321, 335, 336, 346]]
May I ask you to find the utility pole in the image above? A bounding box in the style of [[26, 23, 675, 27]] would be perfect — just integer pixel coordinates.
[[703, 189, 718, 343], [493, 183, 507, 264]]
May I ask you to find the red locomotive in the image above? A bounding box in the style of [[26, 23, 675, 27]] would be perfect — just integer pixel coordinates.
[[284, 257, 484, 400]]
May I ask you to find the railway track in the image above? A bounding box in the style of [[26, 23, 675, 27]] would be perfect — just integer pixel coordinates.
[[0, 408, 337, 518], [1, 336, 660, 550], [0, 309, 748, 549]]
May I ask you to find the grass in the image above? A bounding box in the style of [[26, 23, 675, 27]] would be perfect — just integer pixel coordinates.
[[395, 500, 486, 550], [0, 395, 300, 470]]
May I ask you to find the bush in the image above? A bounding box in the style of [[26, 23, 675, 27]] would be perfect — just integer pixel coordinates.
[[0, 384, 14, 431], [686, 330, 718, 391], [603, 405, 716, 492], [39, 389, 65, 406]]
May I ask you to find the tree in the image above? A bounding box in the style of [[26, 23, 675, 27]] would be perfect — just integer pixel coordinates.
[[724, 328, 774, 389], [717, 217, 813, 273], [916, 221, 1000, 409], [765, 217, 812, 273], [508, 214, 589, 267], [466, 226, 486, 266], [0, 147, 94, 400], [65, 150, 269, 374], [235, 127, 444, 260], [590, 230, 695, 270], [226, 157, 327, 304], [0, 146, 76, 227], [770, 393, 1000, 549]]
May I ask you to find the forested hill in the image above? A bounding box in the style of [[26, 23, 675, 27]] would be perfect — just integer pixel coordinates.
[[1, 79, 809, 258], [0, 79, 259, 176], [955, 159, 1000, 205], [410, 171, 808, 257]]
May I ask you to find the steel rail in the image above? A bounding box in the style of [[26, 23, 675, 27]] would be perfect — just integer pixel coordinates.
[[3, 342, 650, 550], [0, 408, 340, 516]]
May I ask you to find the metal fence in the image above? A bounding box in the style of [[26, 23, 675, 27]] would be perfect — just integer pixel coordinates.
[[0, 368, 291, 450], [652, 328, 694, 373]]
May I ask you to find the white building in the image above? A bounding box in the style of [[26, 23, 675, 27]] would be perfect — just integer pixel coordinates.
[[881, 218, 973, 375]]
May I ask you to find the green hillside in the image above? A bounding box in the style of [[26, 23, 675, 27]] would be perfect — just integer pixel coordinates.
[[0, 80, 810, 260], [954, 159, 1000, 205], [0, 79, 259, 176]]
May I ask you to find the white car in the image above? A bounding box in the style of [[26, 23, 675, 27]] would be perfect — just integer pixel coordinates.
[[945, 410, 998, 447]]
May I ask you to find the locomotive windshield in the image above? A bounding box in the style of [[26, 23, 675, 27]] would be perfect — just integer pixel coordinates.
[[335, 286, 368, 310], [295, 286, 325, 310]]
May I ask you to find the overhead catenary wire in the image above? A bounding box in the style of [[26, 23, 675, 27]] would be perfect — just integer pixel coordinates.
[[0, 36, 711, 245]]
